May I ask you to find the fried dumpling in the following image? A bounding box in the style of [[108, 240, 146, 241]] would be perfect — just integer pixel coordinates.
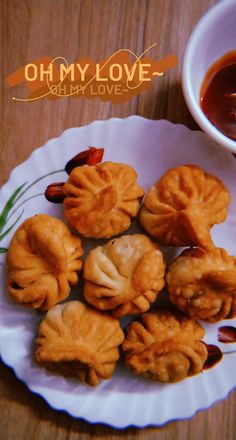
[[83, 234, 166, 318], [166, 247, 236, 322], [63, 161, 144, 238], [35, 301, 124, 386], [7, 214, 83, 310], [123, 309, 207, 382], [140, 164, 230, 248]]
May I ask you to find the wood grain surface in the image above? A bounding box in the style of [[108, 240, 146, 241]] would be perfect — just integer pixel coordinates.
[[1, 0, 235, 439]]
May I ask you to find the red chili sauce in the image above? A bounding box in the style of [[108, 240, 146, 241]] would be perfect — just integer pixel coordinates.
[[200, 51, 236, 141]]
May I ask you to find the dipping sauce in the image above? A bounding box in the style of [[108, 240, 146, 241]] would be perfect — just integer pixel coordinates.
[[200, 51, 236, 141]]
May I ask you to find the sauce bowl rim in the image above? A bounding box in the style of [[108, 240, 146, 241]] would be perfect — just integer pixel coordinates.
[[182, 0, 236, 154]]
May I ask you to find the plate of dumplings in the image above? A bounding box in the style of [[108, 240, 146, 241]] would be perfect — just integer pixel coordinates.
[[0, 116, 236, 428]]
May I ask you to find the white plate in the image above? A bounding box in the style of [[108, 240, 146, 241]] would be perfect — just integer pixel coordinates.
[[0, 116, 235, 428]]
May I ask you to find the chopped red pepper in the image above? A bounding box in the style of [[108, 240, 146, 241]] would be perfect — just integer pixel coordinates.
[[65, 147, 104, 174], [45, 182, 66, 203], [218, 326, 236, 343]]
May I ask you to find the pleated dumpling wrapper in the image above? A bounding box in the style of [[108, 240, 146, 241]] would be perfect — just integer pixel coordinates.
[[63, 161, 144, 238], [83, 234, 166, 318], [166, 247, 236, 322], [35, 301, 125, 386], [140, 164, 230, 248], [123, 309, 207, 383], [7, 214, 83, 310]]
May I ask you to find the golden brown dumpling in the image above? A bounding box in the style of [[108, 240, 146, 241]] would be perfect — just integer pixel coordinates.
[[63, 161, 144, 238], [83, 234, 166, 318], [7, 214, 83, 310], [123, 309, 207, 382], [140, 164, 230, 248], [166, 247, 236, 322], [35, 301, 124, 386]]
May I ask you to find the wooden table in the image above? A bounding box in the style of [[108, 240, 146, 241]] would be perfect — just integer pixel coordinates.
[[1, 0, 235, 439]]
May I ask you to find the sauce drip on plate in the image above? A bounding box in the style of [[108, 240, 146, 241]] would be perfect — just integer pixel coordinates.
[[200, 51, 236, 141], [202, 343, 223, 370]]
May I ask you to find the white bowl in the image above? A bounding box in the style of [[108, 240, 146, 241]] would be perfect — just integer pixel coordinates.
[[182, 0, 236, 154]]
